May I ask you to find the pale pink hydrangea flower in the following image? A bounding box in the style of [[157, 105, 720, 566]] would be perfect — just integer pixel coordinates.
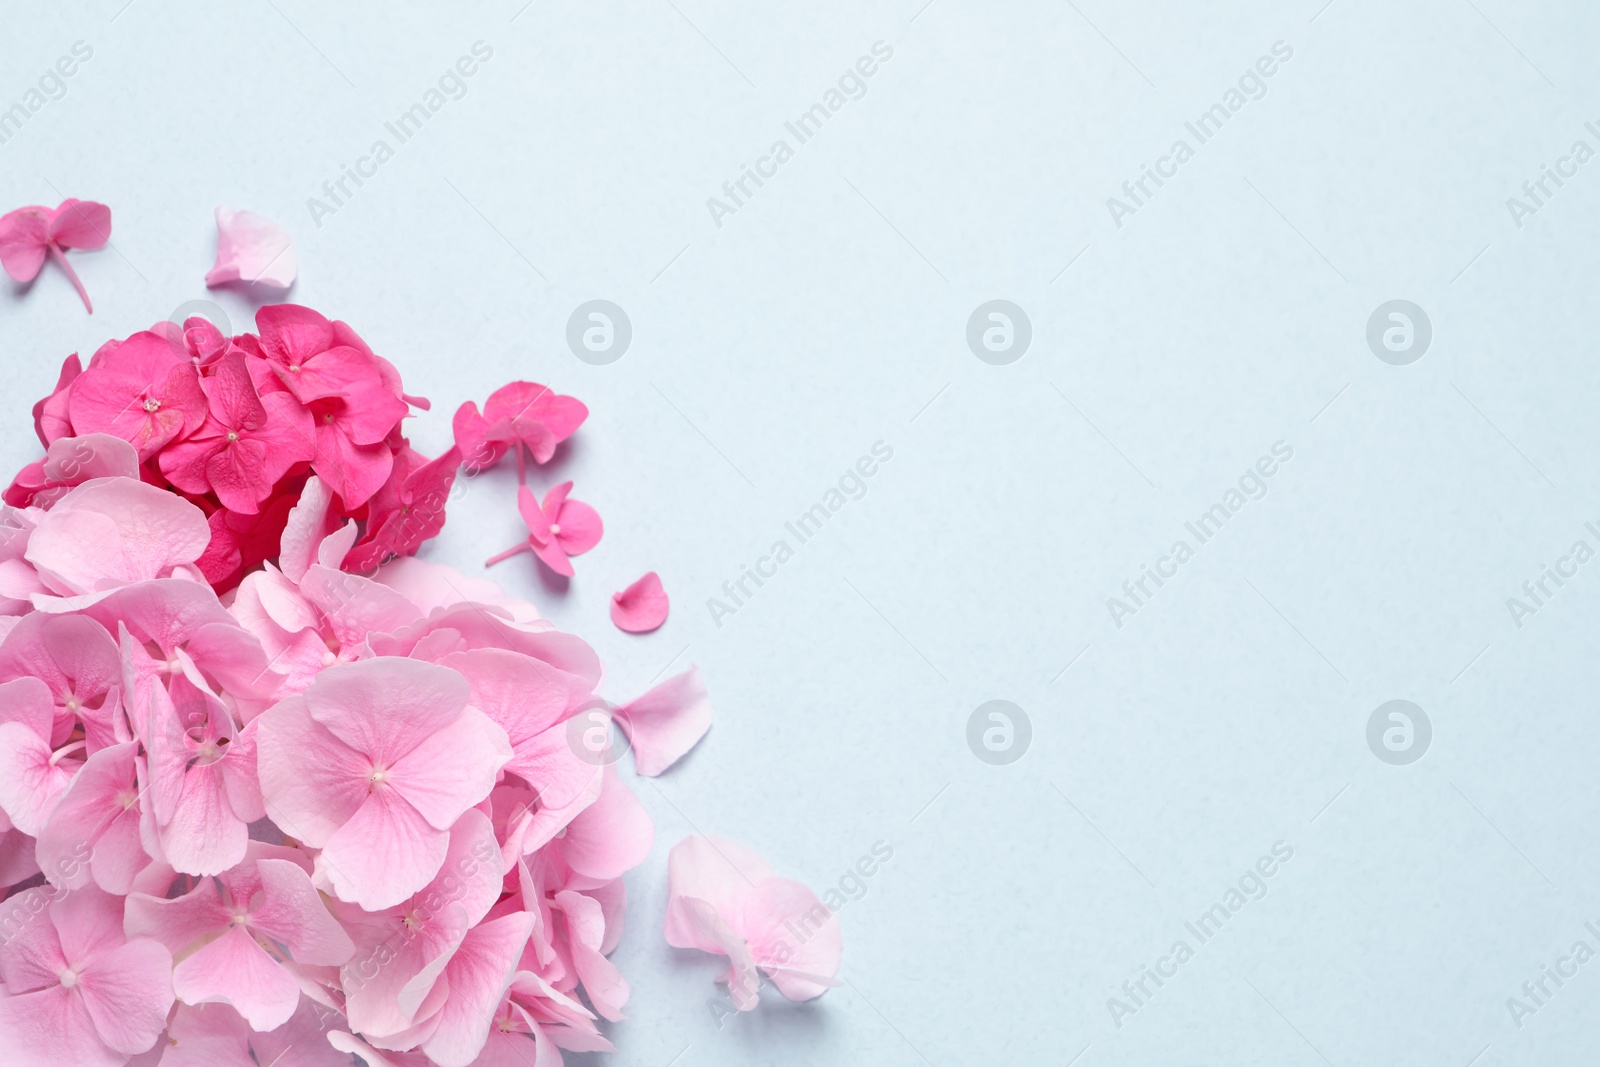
[[124, 844, 354, 1030], [0, 885, 174, 1067], [252, 657, 512, 909]]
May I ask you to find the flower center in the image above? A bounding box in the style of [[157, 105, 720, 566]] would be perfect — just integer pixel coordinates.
[[58, 968, 78, 989], [549, 523, 561, 536], [288, 363, 301, 372], [226, 431, 239, 442], [143, 398, 161, 412], [368, 767, 389, 788]]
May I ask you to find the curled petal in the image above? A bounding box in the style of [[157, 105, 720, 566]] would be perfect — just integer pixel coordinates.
[[610, 571, 668, 634], [205, 207, 297, 290]]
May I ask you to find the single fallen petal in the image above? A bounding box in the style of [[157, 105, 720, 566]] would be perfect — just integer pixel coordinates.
[[614, 665, 710, 776], [205, 207, 297, 290], [47, 199, 112, 251], [610, 571, 668, 633]]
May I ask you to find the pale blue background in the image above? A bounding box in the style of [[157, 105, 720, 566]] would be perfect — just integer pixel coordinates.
[[3, 1, 1600, 1064]]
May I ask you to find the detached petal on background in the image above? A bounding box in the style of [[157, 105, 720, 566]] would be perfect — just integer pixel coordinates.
[[664, 836, 841, 1010], [205, 207, 296, 290], [47, 199, 112, 251], [610, 571, 668, 633], [614, 666, 710, 777]]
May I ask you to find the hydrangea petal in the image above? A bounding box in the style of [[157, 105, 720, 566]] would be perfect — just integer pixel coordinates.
[[205, 207, 297, 290], [25, 478, 210, 594], [318, 787, 448, 911], [614, 666, 711, 777], [610, 571, 668, 633], [0, 207, 49, 282], [76, 936, 175, 1055], [171, 923, 300, 1031]]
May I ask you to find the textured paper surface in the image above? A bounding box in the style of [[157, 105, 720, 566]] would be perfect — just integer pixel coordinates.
[[3, 2, 1598, 1063]]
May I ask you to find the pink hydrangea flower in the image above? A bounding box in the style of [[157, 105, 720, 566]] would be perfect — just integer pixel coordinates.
[[0, 199, 111, 313], [0, 306, 768, 1066], [66, 330, 208, 460], [485, 482, 602, 577], [142, 672, 265, 876], [0, 610, 124, 749], [0, 884, 175, 1067], [33, 741, 146, 894], [124, 844, 354, 1030], [453, 381, 587, 472], [252, 657, 512, 909], [158, 350, 316, 513], [335, 810, 503, 1044]]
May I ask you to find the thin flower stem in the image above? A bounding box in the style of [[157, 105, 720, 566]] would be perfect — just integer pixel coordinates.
[[48, 242, 92, 313], [484, 542, 530, 567]]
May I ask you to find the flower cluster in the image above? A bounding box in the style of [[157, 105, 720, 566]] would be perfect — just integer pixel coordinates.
[[5, 304, 456, 592], [0, 458, 713, 1066], [0, 303, 836, 1067]]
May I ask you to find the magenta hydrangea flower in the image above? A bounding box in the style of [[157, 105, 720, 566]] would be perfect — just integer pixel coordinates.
[[158, 350, 316, 513], [0, 199, 111, 313], [485, 482, 602, 577], [452, 380, 587, 472], [65, 330, 209, 460]]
